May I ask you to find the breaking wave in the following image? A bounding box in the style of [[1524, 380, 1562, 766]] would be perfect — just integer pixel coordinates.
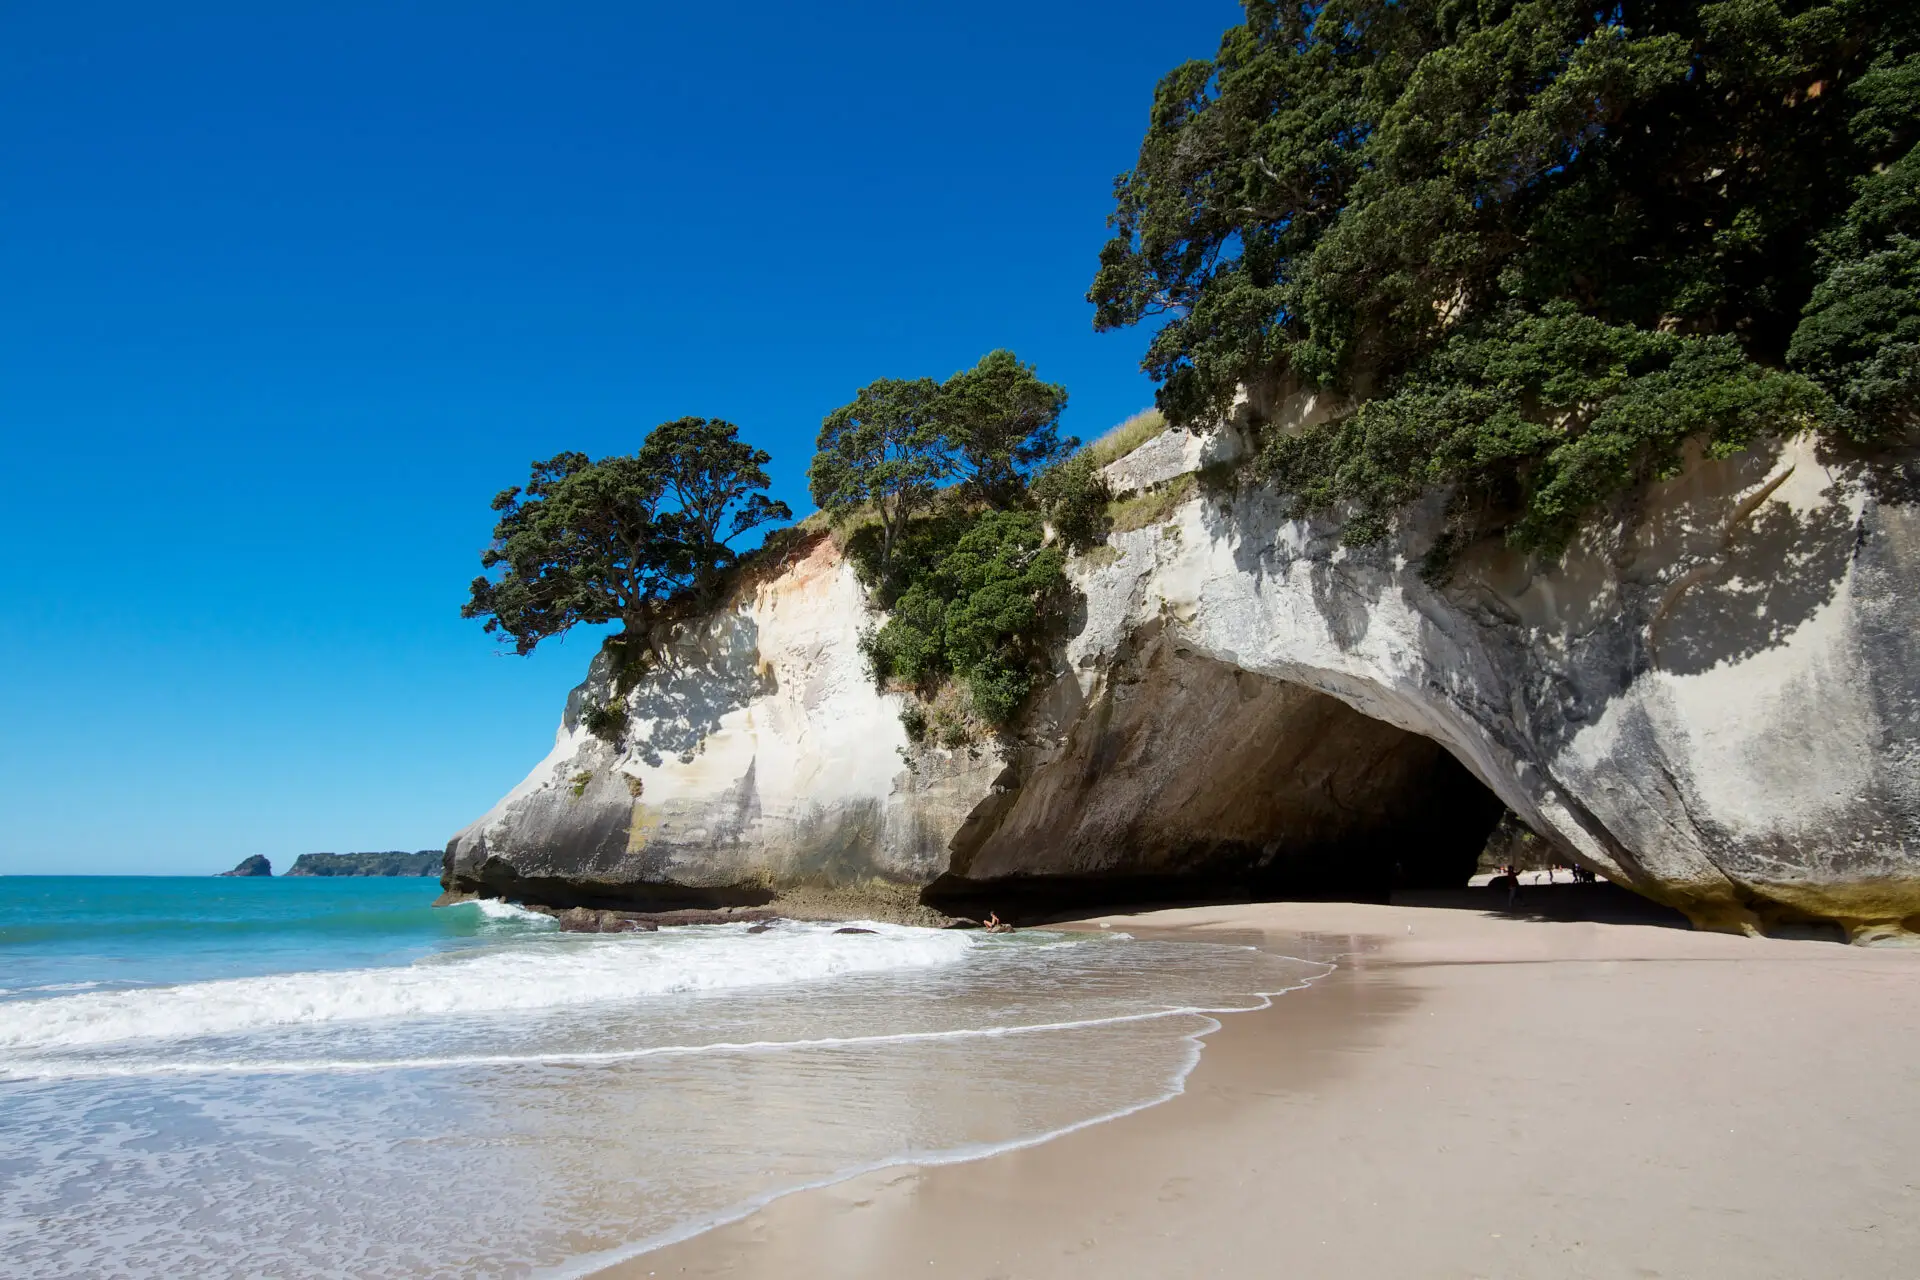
[[464, 897, 556, 924], [0, 923, 974, 1052]]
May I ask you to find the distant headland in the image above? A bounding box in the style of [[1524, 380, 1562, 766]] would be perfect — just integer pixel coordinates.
[[286, 851, 442, 877], [215, 851, 441, 877]]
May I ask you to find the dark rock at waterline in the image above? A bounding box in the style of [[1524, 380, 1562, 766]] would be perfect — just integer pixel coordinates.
[[217, 855, 272, 877], [642, 907, 779, 926], [555, 907, 659, 933], [537, 904, 782, 933], [833, 926, 878, 935]]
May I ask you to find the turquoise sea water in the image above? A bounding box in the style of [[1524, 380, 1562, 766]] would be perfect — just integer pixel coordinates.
[[0, 876, 454, 997], [0, 877, 1326, 1278]]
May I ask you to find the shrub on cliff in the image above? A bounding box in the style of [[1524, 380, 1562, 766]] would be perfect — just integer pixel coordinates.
[[1091, 0, 1919, 560], [582, 699, 629, 742], [858, 509, 1064, 726], [1030, 451, 1113, 551], [464, 419, 790, 654]]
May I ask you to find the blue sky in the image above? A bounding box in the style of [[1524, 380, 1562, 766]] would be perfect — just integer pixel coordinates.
[[0, 1, 1242, 874]]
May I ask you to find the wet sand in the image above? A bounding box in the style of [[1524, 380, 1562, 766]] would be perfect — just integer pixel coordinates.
[[604, 898, 1920, 1279]]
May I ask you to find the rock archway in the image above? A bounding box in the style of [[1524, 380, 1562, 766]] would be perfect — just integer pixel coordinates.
[[923, 623, 1507, 919], [447, 437, 1920, 941]]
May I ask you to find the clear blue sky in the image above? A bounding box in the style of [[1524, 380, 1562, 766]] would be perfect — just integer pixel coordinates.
[[0, 1, 1241, 875]]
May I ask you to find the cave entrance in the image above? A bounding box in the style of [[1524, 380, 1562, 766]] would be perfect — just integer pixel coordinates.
[[922, 638, 1507, 921]]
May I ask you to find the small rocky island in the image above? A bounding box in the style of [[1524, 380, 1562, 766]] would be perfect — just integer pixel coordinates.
[[217, 854, 272, 877]]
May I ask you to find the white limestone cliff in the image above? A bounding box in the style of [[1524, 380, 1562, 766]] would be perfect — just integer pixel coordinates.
[[447, 428, 1920, 942], [445, 534, 1001, 908]]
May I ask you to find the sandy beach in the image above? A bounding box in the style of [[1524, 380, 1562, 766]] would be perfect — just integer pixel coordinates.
[[609, 894, 1920, 1278]]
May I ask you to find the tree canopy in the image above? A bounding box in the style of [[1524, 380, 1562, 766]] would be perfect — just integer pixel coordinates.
[[938, 350, 1073, 505], [464, 419, 789, 654], [810, 349, 1076, 728], [808, 349, 1072, 577], [807, 375, 947, 580], [637, 416, 791, 594], [1091, 0, 1919, 555]]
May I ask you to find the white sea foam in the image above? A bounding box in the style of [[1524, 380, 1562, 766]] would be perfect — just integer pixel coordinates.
[[0, 912, 1336, 1280], [0, 923, 973, 1052], [0, 1006, 1209, 1080], [467, 898, 557, 924]]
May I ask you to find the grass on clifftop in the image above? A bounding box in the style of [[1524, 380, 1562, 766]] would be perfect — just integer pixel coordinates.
[[1085, 409, 1166, 469], [1029, 409, 1174, 551]]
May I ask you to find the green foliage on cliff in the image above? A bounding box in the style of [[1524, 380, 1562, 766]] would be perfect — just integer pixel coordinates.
[[1029, 451, 1113, 550], [853, 508, 1065, 727], [811, 350, 1076, 730], [1092, 0, 1919, 558], [464, 419, 790, 654], [808, 351, 1071, 577], [638, 416, 794, 595], [1024, 410, 1175, 551], [1263, 307, 1829, 555], [582, 699, 629, 742], [1790, 236, 1920, 440], [1788, 51, 1920, 440], [808, 376, 948, 581], [940, 350, 1075, 505]]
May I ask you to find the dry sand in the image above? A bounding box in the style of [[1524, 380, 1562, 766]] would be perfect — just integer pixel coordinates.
[[604, 896, 1920, 1279]]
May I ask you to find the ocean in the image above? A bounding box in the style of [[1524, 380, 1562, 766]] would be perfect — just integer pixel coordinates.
[[0, 877, 1326, 1278]]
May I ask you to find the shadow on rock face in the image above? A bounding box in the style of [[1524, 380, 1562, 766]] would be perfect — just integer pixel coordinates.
[[1640, 445, 1860, 677], [616, 614, 777, 768], [924, 628, 1506, 922]]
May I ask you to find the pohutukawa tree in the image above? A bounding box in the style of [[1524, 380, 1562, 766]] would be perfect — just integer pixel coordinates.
[[938, 350, 1073, 507], [807, 375, 948, 580], [464, 419, 790, 655], [807, 350, 1072, 576], [637, 416, 792, 595], [1090, 0, 1918, 559], [808, 349, 1075, 727]]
